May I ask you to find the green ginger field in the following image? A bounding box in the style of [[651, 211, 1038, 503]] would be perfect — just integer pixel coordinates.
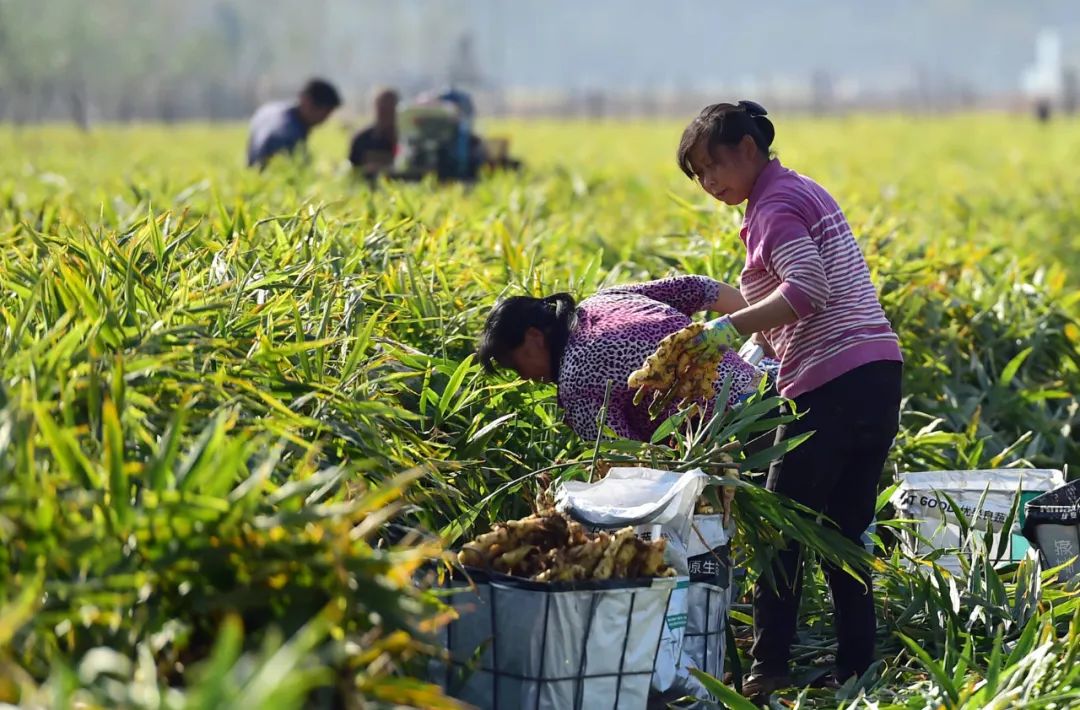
[[2, 116, 1080, 708]]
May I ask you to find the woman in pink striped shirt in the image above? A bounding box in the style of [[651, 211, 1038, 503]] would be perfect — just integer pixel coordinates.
[[668, 101, 903, 699]]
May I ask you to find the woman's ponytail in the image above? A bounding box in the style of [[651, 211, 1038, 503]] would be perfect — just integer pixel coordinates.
[[542, 293, 577, 375]]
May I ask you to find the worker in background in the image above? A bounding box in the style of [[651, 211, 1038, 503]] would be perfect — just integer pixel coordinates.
[[349, 88, 400, 177], [434, 88, 521, 177], [247, 78, 342, 168], [435, 88, 487, 179]]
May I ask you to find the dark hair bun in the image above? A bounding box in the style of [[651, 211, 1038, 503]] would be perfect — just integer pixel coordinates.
[[738, 100, 768, 117], [737, 100, 774, 148], [753, 115, 775, 148], [543, 293, 577, 320]]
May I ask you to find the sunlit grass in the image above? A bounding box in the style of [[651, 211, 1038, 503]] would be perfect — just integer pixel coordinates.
[[1, 116, 1079, 706]]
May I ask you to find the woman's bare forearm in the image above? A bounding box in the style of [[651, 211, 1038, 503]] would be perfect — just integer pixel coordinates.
[[728, 290, 798, 335], [707, 282, 749, 315]]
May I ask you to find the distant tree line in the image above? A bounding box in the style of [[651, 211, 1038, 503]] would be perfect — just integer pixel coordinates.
[[0, 0, 317, 125]]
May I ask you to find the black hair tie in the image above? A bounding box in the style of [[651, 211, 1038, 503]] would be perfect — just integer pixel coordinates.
[[738, 100, 768, 117]]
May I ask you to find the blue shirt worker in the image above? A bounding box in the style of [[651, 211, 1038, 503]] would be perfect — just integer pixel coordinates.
[[247, 78, 342, 168]]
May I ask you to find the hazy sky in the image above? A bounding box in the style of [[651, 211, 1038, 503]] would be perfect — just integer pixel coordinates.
[[5, 0, 1080, 118], [321, 0, 1080, 95]]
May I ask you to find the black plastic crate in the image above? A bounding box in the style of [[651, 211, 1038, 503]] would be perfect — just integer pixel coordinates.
[[1022, 479, 1080, 582]]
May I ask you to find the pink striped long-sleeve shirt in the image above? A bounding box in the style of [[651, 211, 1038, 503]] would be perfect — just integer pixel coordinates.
[[739, 159, 902, 398]]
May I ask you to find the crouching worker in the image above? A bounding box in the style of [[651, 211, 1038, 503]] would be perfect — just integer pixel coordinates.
[[247, 78, 341, 168], [349, 88, 399, 177], [477, 276, 764, 442]]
